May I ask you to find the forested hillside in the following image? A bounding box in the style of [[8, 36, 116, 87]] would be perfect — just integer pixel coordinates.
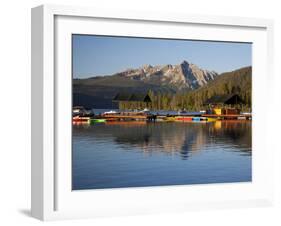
[[119, 66, 252, 111]]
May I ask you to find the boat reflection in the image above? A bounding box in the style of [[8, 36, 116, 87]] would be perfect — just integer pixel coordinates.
[[73, 120, 252, 160]]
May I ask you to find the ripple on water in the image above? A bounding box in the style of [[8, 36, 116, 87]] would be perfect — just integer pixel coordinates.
[[72, 121, 252, 190]]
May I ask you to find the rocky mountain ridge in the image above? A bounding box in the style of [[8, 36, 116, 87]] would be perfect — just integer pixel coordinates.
[[113, 60, 218, 90]]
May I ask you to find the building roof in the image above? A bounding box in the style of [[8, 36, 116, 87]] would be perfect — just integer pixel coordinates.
[[73, 106, 85, 110], [204, 94, 244, 105], [113, 92, 152, 102]]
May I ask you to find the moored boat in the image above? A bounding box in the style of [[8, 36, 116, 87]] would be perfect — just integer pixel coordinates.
[[103, 110, 118, 115], [141, 108, 150, 113], [73, 116, 90, 122], [192, 117, 201, 122], [206, 117, 217, 122], [164, 116, 176, 122], [175, 116, 193, 121], [90, 119, 106, 123]]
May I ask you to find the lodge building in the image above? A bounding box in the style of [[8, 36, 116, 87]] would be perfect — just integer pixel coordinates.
[[112, 92, 152, 110]]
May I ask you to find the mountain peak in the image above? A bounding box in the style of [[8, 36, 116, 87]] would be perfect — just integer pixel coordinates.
[[106, 60, 218, 90], [116, 61, 218, 90], [141, 64, 153, 69], [180, 60, 190, 65]]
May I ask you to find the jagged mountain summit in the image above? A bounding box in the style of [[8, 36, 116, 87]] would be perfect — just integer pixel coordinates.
[[114, 60, 218, 90]]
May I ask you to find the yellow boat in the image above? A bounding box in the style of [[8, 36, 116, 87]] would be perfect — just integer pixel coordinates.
[[206, 117, 217, 122], [164, 116, 176, 122]]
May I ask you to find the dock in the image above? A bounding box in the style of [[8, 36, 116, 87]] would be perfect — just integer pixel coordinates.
[[202, 114, 252, 120], [73, 111, 252, 124], [96, 113, 252, 122], [102, 114, 147, 120]]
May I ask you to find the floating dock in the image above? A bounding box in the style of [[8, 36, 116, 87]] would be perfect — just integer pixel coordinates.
[[73, 112, 252, 124], [102, 114, 147, 120], [202, 114, 251, 120]]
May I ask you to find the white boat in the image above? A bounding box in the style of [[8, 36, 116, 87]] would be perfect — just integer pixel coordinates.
[[103, 110, 118, 114], [241, 112, 251, 115], [141, 108, 150, 113]]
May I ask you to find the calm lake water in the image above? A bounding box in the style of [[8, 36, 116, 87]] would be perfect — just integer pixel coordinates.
[[72, 121, 252, 190]]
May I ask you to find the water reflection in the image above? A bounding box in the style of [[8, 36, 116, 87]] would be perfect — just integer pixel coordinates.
[[73, 121, 252, 160], [73, 120, 252, 189]]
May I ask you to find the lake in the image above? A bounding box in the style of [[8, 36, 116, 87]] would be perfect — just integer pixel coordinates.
[[72, 120, 252, 190]]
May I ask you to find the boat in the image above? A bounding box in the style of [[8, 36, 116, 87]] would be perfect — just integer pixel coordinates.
[[141, 108, 150, 113], [191, 117, 212, 123], [175, 116, 193, 121], [103, 110, 118, 115], [164, 116, 176, 122], [241, 112, 251, 115], [90, 119, 106, 123], [73, 116, 90, 122], [192, 117, 201, 122], [206, 117, 217, 122]]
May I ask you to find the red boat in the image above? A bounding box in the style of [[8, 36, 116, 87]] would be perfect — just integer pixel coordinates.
[[175, 116, 193, 121], [72, 116, 90, 122]]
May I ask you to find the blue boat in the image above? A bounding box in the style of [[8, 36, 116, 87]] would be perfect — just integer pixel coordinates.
[[192, 117, 201, 122]]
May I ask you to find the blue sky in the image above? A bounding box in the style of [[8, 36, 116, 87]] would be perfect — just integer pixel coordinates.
[[73, 35, 252, 79]]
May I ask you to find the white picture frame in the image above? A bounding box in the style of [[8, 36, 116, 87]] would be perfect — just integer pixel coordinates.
[[31, 4, 274, 221]]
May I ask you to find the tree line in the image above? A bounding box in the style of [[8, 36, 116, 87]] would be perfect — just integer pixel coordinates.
[[118, 66, 252, 111]]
